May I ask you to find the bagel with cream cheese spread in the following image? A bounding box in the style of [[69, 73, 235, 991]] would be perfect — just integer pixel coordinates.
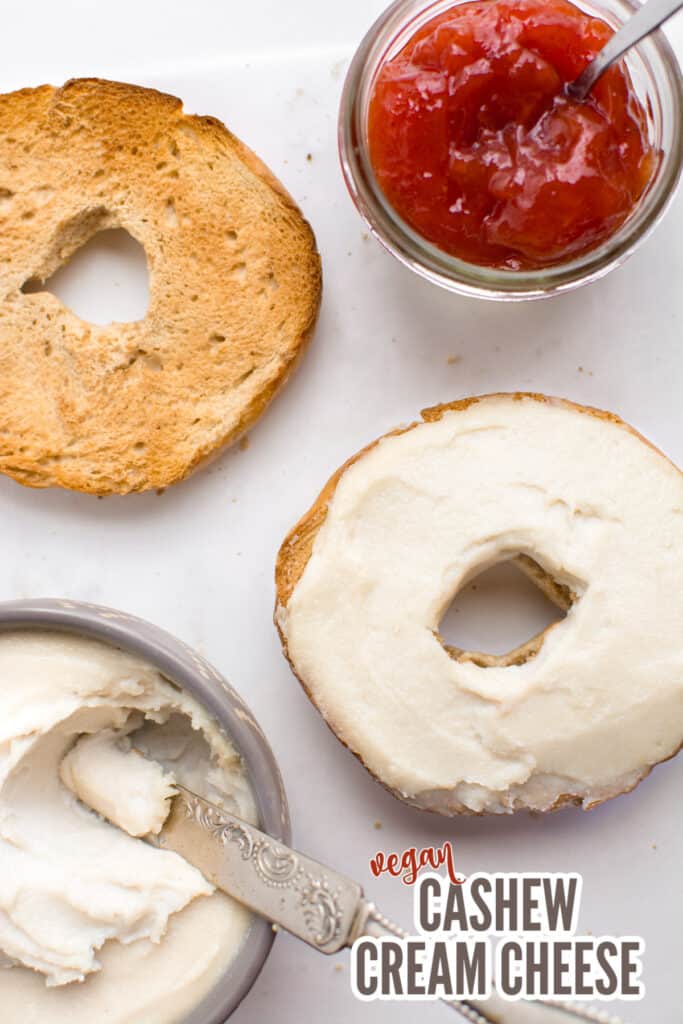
[[276, 394, 683, 815]]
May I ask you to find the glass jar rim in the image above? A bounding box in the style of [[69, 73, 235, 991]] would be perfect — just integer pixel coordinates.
[[338, 0, 683, 300]]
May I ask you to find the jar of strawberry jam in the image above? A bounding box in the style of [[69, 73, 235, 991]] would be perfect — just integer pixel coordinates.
[[339, 0, 683, 299]]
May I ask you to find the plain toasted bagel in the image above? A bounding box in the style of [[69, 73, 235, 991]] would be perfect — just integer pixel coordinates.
[[0, 78, 321, 494]]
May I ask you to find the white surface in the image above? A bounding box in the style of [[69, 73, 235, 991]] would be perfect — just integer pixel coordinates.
[[1, 2, 682, 1022]]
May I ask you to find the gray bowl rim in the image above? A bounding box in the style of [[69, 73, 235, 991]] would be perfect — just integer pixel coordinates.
[[0, 597, 291, 1024]]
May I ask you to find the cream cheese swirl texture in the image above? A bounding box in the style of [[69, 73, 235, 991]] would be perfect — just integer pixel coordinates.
[[0, 631, 255, 1007]]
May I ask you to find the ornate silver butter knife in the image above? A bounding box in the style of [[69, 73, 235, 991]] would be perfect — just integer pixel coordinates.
[[148, 785, 628, 1024]]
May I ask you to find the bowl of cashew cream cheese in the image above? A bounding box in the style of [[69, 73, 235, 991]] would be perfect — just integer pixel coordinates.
[[0, 599, 289, 1024]]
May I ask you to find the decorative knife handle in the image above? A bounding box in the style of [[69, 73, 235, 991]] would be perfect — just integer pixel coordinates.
[[157, 786, 364, 954], [157, 790, 630, 1024]]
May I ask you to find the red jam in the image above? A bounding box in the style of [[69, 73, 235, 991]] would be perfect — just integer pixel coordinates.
[[367, 0, 655, 270]]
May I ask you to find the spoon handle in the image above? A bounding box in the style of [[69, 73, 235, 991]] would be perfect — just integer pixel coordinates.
[[568, 0, 683, 99]]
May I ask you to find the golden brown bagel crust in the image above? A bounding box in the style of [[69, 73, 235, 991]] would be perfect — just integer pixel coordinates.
[[0, 79, 321, 494], [275, 393, 683, 815]]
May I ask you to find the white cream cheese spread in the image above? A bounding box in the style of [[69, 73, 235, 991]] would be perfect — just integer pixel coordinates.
[[278, 396, 683, 814], [60, 730, 178, 837], [0, 630, 256, 1022]]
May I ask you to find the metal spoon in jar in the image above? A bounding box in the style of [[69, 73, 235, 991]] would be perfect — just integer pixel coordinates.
[[566, 0, 683, 100]]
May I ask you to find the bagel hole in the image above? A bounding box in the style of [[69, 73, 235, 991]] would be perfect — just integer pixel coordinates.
[[438, 559, 567, 667], [21, 228, 149, 325]]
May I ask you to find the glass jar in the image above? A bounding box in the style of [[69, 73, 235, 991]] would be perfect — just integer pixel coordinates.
[[339, 0, 683, 300]]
